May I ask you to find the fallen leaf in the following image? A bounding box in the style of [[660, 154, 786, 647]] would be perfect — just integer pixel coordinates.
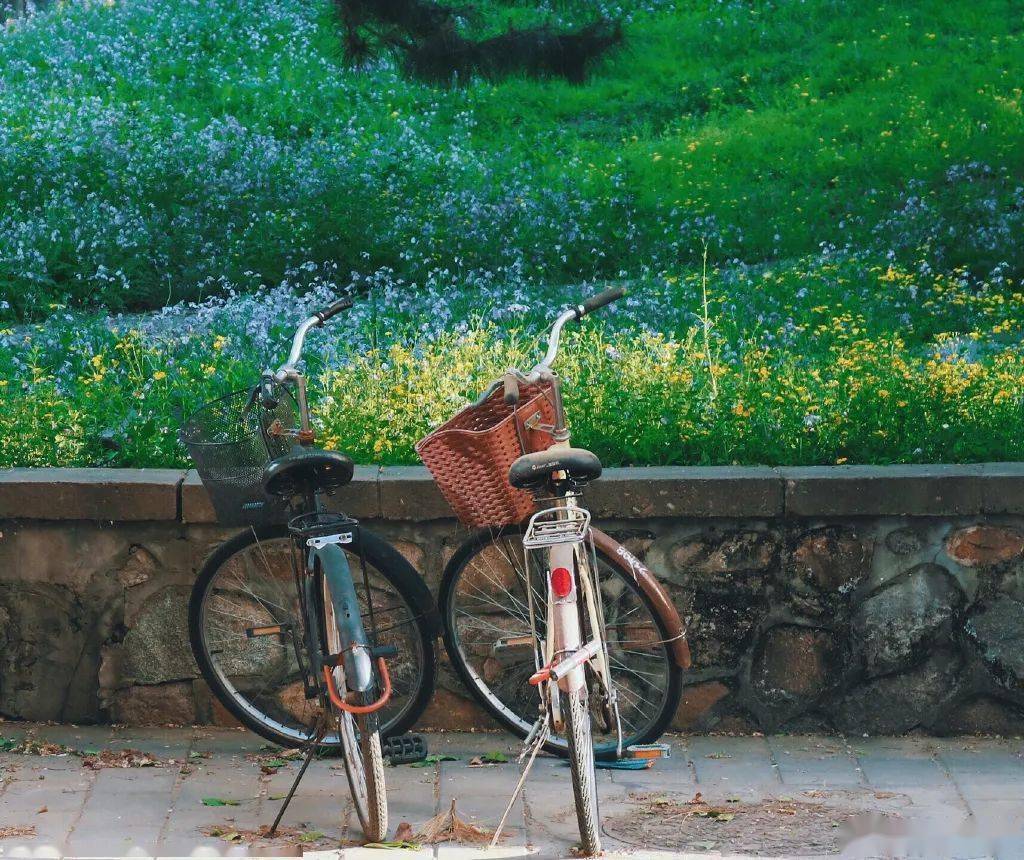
[[687, 791, 704, 805], [365, 841, 422, 850], [36, 806, 47, 814], [0, 825, 36, 839], [201, 797, 240, 807], [409, 754, 458, 768], [81, 749, 161, 770], [393, 822, 415, 841], [481, 751, 508, 763], [298, 831, 324, 843]]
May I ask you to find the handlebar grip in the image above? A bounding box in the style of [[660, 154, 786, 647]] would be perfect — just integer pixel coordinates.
[[503, 372, 521, 406], [577, 286, 627, 318], [316, 297, 353, 323]]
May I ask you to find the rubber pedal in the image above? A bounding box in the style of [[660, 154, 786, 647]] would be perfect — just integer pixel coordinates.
[[382, 733, 428, 765], [625, 742, 671, 760], [595, 758, 653, 770]]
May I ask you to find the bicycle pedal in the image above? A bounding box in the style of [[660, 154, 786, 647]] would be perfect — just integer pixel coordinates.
[[595, 758, 653, 770], [625, 742, 671, 760], [382, 733, 428, 765]]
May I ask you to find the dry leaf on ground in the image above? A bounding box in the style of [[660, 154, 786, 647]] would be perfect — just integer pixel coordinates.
[[415, 799, 498, 844], [81, 749, 160, 770]]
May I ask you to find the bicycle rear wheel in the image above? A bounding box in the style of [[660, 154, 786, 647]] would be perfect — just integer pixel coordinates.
[[189, 524, 436, 749], [562, 686, 601, 854], [439, 525, 683, 758]]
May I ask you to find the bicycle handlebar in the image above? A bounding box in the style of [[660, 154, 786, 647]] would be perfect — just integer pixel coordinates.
[[274, 296, 352, 380], [576, 286, 626, 319], [316, 297, 353, 323], [473, 286, 627, 405]]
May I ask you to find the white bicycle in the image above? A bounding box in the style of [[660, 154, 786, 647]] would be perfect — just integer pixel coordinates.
[[420, 288, 690, 854]]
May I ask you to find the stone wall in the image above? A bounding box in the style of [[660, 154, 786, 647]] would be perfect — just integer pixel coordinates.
[[2, 465, 1024, 734]]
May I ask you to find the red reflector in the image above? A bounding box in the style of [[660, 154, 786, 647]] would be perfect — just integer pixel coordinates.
[[551, 566, 573, 598]]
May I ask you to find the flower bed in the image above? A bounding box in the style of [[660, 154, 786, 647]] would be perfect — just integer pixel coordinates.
[[4, 254, 1024, 468]]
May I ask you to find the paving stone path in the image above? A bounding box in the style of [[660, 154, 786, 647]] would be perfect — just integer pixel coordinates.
[[1, 724, 1023, 858]]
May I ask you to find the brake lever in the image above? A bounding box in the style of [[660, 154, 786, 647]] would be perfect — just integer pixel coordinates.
[[259, 373, 279, 409]]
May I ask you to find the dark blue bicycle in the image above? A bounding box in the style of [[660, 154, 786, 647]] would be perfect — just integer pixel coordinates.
[[182, 299, 438, 842]]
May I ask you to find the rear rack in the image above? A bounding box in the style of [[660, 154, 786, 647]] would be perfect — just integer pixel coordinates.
[[522, 506, 591, 549], [288, 511, 358, 547]]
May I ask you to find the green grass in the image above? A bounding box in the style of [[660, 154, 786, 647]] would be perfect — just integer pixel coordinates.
[[0, 0, 1022, 315], [2, 0, 1023, 469]]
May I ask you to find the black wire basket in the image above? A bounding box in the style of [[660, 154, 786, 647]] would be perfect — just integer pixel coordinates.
[[181, 386, 299, 527]]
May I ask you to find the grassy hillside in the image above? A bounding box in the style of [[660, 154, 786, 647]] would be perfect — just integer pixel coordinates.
[[1, 0, 1021, 316], [3, 0, 1024, 469]]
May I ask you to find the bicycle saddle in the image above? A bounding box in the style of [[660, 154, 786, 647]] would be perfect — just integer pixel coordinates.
[[262, 447, 354, 497], [508, 447, 602, 490]]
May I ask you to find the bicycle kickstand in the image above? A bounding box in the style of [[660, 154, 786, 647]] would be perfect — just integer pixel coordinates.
[[489, 717, 550, 849], [267, 713, 328, 837]]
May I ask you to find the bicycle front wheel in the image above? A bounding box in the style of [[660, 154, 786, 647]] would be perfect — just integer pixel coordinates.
[[189, 524, 436, 750], [319, 573, 388, 842], [439, 525, 683, 758]]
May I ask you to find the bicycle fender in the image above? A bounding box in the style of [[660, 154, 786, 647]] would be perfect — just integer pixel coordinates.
[[590, 528, 692, 670], [316, 543, 375, 692]]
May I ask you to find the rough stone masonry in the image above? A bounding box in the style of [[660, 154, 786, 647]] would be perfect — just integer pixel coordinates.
[[2, 465, 1024, 734]]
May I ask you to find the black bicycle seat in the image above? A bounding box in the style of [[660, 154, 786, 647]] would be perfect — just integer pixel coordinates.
[[262, 448, 354, 497], [508, 447, 602, 490]]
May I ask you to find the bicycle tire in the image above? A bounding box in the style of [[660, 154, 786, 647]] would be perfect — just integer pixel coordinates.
[[563, 686, 601, 854], [439, 525, 683, 758], [189, 523, 437, 749], [318, 572, 388, 841]]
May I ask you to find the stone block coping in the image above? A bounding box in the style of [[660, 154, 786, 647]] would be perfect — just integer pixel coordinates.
[[2, 463, 1024, 523]]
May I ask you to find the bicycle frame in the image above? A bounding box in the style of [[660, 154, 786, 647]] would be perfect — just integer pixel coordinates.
[[523, 448, 621, 748]]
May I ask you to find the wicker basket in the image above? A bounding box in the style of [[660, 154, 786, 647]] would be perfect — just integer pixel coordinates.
[[416, 382, 557, 527]]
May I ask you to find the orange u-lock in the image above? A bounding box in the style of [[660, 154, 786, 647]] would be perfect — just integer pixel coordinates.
[[322, 657, 392, 715]]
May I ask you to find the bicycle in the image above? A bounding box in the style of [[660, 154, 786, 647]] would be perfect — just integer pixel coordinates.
[[417, 287, 691, 854], [181, 298, 439, 842]]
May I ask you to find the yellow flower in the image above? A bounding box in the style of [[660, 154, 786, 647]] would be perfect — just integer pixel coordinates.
[[153, 370, 167, 381], [91, 355, 104, 368], [213, 336, 227, 351]]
